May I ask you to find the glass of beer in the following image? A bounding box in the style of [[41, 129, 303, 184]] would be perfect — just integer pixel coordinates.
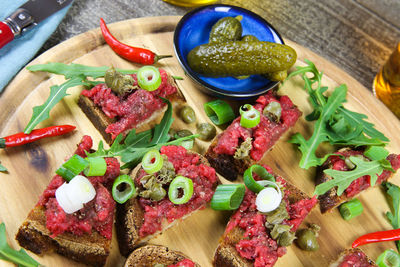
[[162, 0, 218, 7], [373, 42, 400, 118]]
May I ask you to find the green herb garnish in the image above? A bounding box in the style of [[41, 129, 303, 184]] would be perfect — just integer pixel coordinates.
[[0, 223, 40, 266], [383, 182, 400, 251], [24, 63, 137, 134], [315, 156, 393, 196], [0, 162, 6, 172], [287, 59, 388, 169], [86, 98, 197, 169]]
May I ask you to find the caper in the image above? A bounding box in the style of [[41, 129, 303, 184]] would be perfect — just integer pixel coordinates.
[[104, 67, 135, 95], [263, 101, 282, 123], [174, 129, 193, 139], [180, 106, 196, 124], [295, 229, 319, 251], [167, 128, 177, 141], [196, 123, 216, 141]]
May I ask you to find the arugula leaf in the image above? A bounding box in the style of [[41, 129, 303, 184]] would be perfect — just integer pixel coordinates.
[[0, 162, 6, 172], [314, 156, 390, 196], [289, 84, 347, 169], [337, 107, 389, 141], [287, 59, 389, 169], [27, 62, 137, 80], [0, 223, 40, 267], [383, 182, 400, 251], [149, 98, 174, 146], [24, 76, 86, 134]]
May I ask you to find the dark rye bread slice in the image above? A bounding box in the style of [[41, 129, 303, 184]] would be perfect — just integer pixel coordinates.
[[316, 147, 399, 213], [214, 181, 315, 267], [329, 248, 377, 267], [124, 244, 200, 267], [16, 206, 110, 266], [205, 92, 301, 181], [78, 74, 185, 145], [116, 150, 217, 257]]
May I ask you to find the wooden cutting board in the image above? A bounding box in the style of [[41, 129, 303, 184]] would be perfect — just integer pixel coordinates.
[[0, 16, 399, 267]]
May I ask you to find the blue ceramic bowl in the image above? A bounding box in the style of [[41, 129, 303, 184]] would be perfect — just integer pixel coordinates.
[[173, 4, 284, 99]]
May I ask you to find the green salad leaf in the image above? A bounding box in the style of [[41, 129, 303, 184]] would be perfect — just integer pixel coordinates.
[[383, 182, 400, 251], [314, 156, 392, 196], [27, 62, 137, 80], [287, 59, 388, 169], [0, 223, 40, 267], [87, 98, 197, 169], [0, 162, 6, 172], [24, 76, 86, 134]]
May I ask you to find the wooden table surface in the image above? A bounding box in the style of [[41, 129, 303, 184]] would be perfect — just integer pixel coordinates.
[[41, 0, 400, 92]]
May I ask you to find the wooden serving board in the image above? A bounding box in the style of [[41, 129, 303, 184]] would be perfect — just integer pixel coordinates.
[[0, 16, 399, 267]]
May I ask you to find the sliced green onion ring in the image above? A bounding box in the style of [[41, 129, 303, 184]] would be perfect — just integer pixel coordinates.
[[112, 174, 136, 204], [62, 154, 89, 175], [244, 165, 275, 193], [376, 249, 400, 267], [364, 146, 389, 161], [204, 99, 235, 125], [137, 66, 162, 91], [240, 108, 261, 128], [339, 198, 364, 220], [168, 176, 193, 205], [211, 184, 245, 210], [239, 104, 255, 115], [142, 149, 163, 174], [55, 166, 76, 182], [84, 157, 107, 176]]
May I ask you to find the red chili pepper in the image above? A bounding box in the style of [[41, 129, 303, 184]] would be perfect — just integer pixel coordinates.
[[100, 18, 171, 65], [352, 228, 400, 248], [0, 125, 76, 148]]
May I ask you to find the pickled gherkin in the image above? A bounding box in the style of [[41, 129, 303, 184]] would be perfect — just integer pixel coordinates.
[[187, 41, 297, 77], [209, 16, 243, 43]]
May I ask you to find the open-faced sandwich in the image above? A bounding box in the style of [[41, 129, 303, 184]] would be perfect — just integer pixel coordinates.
[[316, 147, 400, 213], [213, 164, 317, 267], [16, 135, 120, 266], [205, 90, 301, 180], [79, 66, 184, 144], [116, 145, 219, 257], [124, 244, 199, 267], [329, 248, 376, 267]]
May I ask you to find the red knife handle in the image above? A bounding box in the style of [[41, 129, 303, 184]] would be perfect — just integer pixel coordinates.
[[0, 22, 14, 49]]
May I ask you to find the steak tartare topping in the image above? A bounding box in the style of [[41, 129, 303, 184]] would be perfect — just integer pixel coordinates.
[[81, 68, 177, 139], [328, 149, 400, 198], [37, 135, 120, 239], [213, 91, 301, 161], [225, 166, 317, 267], [338, 249, 376, 267], [135, 145, 217, 238]]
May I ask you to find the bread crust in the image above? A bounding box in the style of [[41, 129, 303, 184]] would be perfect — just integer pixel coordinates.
[[124, 244, 200, 267], [329, 248, 377, 267], [116, 151, 217, 257], [78, 74, 184, 145], [205, 135, 253, 181], [16, 206, 110, 266], [213, 178, 315, 266]]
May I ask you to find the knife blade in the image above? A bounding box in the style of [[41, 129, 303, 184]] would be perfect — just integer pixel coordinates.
[[0, 0, 73, 49]]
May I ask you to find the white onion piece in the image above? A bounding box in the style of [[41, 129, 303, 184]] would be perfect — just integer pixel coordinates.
[[67, 175, 96, 204], [255, 187, 282, 213], [55, 182, 83, 214], [55, 175, 96, 214]]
